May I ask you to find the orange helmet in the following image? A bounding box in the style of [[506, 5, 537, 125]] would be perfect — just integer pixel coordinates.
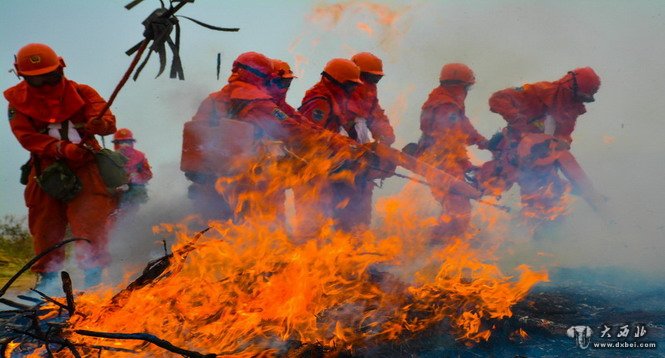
[[232, 52, 273, 78], [351, 52, 384, 75], [113, 128, 135, 142], [322, 58, 363, 84], [14, 43, 65, 76], [569, 67, 600, 98], [271, 59, 296, 79], [439, 63, 475, 85]]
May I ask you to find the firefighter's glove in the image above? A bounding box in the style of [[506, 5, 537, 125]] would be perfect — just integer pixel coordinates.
[[60, 142, 93, 166], [85, 117, 108, 134], [362, 143, 396, 180]]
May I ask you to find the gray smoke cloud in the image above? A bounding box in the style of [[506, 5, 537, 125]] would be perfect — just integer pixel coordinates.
[[1, 1, 664, 287]]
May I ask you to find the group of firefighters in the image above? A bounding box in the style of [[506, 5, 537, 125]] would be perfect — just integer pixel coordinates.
[[4, 43, 601, 290]]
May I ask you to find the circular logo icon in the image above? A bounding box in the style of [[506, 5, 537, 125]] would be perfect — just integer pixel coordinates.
[[29, 55, 41, 64]]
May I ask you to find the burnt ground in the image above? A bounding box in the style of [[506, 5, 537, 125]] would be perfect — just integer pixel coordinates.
[[355, 267, 665, 358], [2, 266, 664, 357]]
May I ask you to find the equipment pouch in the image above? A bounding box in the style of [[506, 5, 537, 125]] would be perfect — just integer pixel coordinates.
[[37, 161, 82, 202], [95, 148, 129, 193], [20, 159, 32, 185]]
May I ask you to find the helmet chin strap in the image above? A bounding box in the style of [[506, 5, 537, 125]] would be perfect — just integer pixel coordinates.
[[567, 70, 579, 99]]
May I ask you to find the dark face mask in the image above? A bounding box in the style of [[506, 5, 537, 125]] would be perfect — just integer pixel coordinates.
[[341, 82, 359, 93], [24, 70, 63, 88], [575, 93, 595, 103], [360, 73, 383, 85], [271, 77, 293, 90]]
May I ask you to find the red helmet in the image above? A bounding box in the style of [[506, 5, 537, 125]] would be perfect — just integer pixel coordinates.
[[271, 59, 296, 79], [439, 63, 475, 85], [14, 43, 65, 76], [113, 128, 135, 142], [570, 67, 600, 97], [323, 58, 363, 84], [351, 52, 384, 75], [232, 52, 273, 78]]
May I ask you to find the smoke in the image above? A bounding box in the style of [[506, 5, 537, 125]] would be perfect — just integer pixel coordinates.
[[106, 161, 193, 287], [2, 1, 664, 290], [288, 1, 665, 281]]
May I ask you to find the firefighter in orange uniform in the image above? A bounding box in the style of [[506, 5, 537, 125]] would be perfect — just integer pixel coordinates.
[[268, 59, 299, 117], [488, 67, 601, 145], [515, 133, 571, 225], [112, 128, 152, 211], [298, 58, 372, 234], [480, 67, 601, 203], [4, 43, 117, 288], [414, 63, 488, 241], [349, 52, 396, 145], [184, 52, 317, 223]]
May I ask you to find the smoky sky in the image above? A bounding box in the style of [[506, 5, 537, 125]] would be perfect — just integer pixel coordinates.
[[1, 1, 664, 278]]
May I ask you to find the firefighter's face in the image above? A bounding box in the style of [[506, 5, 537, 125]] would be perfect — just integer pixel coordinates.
[[24, 69, 63, 88], [271, 77, 293, 90], [575, 92, 595, 103], [341, 81, 359, 93]]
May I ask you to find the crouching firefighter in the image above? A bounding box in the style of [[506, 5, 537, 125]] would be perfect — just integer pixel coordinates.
[[5, 43, 118, 289]]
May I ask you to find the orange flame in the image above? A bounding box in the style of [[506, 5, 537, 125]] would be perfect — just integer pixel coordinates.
[[22, 124, 547, 356], [306, 1, 413, 53]]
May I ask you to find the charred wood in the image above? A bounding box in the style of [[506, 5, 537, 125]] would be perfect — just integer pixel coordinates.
[[74, 330, 216, 358]]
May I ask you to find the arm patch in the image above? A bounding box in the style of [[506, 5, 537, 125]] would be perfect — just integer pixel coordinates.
[[272, 108, 288, 121], [312, 109, 324, 121]]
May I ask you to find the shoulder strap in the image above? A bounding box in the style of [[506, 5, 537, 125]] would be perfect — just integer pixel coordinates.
[[23, 116, 43, 176]]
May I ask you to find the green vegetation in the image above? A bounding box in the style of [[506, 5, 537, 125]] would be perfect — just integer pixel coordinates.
[[0, 214, 35, 286]]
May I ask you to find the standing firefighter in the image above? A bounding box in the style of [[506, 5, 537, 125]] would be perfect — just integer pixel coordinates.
[[268, 58, 299, 117], [414, 63, 488, 242], [112, 128, 152, 211], [298, 58, 371, 234], [183, 52, 324, 224], [337, 52, 397, 231], [481, 67, 602, 221], [4, 43, 117, 288]]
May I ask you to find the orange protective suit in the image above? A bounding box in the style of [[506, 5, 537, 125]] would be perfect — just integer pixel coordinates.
[[416, 85, 487, 240], [298, 77, 384, 233], [484, 69, 599, 203], [489, 75, 590, 145], [188, 68, 312, 223], [115, 144, 152, 208], [348, 82, 396, 145], [4, 78, 117, 273], [515, 134, 571, 224]]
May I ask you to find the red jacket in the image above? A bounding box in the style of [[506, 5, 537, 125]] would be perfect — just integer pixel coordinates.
[[5, 78, 116, 168], [117, 146, 152, 185], [192, 71, 311, 145], [417, 85, 486, 177], [490, 80, 587, 144], [348, 82, 395, 144], [299, 78, 357, 135]]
